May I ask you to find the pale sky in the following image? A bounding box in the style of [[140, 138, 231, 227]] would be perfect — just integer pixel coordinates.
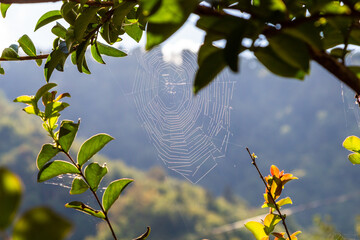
[[0, 3, 204, 59]]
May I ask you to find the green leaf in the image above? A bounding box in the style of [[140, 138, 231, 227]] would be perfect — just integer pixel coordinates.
[[37, 144, 60, 169], [34, 83, 57, 102], [45, 102, 70, 118], [61, 2, 77, 25], [145, 0, 197, 50], [0, 167, 22, 230], [44, 48, 68, 82], [134, 227, 151, 240], [194, 45, 226, 94], [36, 59, 42, 66], [1, 3, 11, 18], [113, 2, 136, 27], [348, 153, 360, 165], [35, 10, 62, 31], [263, 214, 282, 235], [78, 133, 114, 166], [52, 22, 67, 39], [97, 42, 127, 57], [70, 177, 89, 194], [224, 23, 245, 72], [244, 221, 268, 240], [74, 38, 90, 73], [13, 95, 33, 104], [65, 201, 105, 219], [38, 160, 80, 182], [1, 47, 19, 60], [283, 22, 323, 50], [343, 135, 360, 153], [74, 7, 100, 41], [0, 64, 4, 75], [124, 20, 143, 43], [255, 46, 306, 79], [18, 35, 36, 57], [268, 33, 310, 72], [102, 178, 133, 212], [12, 207, 72, 240], [90, 43, 105, 64], [58, 120, 80, 152], [140, 0, 162, 17], [84, 163, 108, 191]]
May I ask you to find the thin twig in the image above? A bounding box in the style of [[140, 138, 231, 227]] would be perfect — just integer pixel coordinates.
[[63, 151, 118, 240], [0, 54, 49, 61], [246, 147, 292, 240]]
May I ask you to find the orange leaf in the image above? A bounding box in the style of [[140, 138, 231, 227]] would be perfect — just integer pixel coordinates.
[[270, 165, 280, 177]]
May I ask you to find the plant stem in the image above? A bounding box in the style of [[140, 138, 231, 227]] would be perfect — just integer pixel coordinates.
[[246, 147, 292, 240], [62, 150, 118, 240]]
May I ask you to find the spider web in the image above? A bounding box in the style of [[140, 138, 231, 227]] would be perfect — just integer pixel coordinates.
[[129, 48, 235, 183]]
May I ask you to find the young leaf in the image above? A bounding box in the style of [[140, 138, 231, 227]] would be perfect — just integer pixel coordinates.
[[263, 214, 282, 235], [13, 95, 33, 104], [37, 144, 60, 169], [35, 10, 62, 31], [84, 163, 108, 191], [34, 83, 57, 102], [0, 167, 22, 230], [23, 105, 37, 115], [102, 178, 133, 212], [70, 177, 89, 194], [65, 201, 105, 219], [276, 197, 292, 207], [244, 221, 268, 240], [134, 227, 151, 240], [194, 45, 226, 94], [77, 133, 114, 166], [38, 160, 80, 182], [348, 152, 360, 164], [18, 35, 37, 57], [12, 207, 72, 240], [58, 120, 80, 152], [74, 7, 100, 41], [97, 42, 127, 57], [343, 135, 360, 153], [1, 3, 11, 18]]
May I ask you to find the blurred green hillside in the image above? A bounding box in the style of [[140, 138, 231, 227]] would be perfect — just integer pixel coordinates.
[[1, 49, 360, 237]]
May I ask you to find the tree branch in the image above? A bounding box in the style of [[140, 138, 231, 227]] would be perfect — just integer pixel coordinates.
[[0, 54, 49, 61], [309, 47, 360, 95]]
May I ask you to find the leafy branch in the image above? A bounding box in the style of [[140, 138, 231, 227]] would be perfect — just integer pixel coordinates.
[[245, 148, 300, 240], [14, 83, 150, 240]]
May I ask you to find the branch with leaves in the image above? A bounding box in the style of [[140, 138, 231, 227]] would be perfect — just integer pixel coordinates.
[[245, 148, 300, 240], [2, 0, 360, 96], [14, 83, 150, 240]]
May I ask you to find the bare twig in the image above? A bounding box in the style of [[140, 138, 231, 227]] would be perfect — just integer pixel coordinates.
[[246, 147, 292, 240]]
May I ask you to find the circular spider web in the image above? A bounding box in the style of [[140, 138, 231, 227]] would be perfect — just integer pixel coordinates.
[[131, 48, 234, 183]]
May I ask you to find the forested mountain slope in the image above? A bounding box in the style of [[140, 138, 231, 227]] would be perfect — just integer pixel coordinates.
[[1, 49, 360, 235]]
